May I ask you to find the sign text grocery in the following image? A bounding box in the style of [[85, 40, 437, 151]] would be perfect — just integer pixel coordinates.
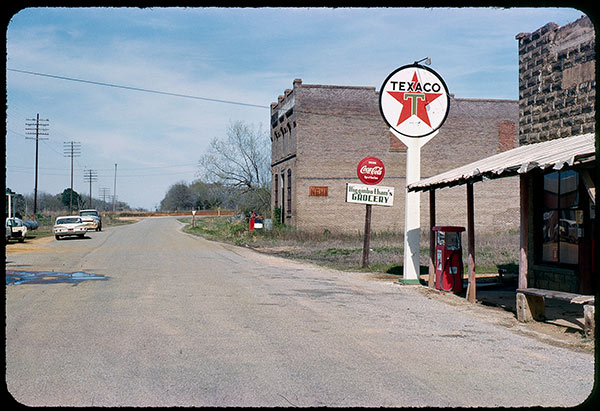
[[346, 183, 394, 207]]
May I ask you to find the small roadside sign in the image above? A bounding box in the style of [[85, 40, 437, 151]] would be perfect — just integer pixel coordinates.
[[346, 183, 394, 207]]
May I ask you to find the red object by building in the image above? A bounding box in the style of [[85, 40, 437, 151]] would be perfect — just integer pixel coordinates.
[[432, 226, 465, 292]]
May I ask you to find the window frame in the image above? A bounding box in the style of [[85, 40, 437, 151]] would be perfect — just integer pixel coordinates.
[[538, 169, 581, 267]]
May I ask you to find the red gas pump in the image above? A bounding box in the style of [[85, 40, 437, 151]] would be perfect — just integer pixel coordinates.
[[432, 226, 465, 292]]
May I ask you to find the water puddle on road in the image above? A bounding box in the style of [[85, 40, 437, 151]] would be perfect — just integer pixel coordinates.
[[5, 270, 108, 285]]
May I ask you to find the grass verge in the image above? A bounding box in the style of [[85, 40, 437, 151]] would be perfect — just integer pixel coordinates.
[[180, 216, 520, 277]]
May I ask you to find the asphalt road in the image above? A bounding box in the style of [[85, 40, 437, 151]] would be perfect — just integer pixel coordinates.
[[5, 217, 595, 407]]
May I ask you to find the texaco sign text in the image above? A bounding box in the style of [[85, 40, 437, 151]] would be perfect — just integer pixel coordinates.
[[379, 64, 450, 138]]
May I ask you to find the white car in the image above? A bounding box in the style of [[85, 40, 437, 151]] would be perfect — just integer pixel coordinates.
[[53, 216, 88, 240], [5, 217, 27, 242], [79, 209, 102, 231]]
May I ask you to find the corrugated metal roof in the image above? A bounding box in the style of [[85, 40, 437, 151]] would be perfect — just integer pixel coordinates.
[[408, 133, 596, 191]]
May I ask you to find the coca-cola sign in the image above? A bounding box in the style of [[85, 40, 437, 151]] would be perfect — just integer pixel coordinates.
[[357, 156, 385, 185]]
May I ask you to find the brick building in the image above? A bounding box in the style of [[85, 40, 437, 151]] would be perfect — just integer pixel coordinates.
[[515, 15, 596, 294], [270, 79, 520, 234]]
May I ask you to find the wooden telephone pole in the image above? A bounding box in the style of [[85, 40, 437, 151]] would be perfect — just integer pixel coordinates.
[[63, 141, 81, 214], [83, 169, 98, 209], [25, 114, 49, 214]]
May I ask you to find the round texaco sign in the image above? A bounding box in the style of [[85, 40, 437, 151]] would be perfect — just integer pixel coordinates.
[[379, 64, 450, 138]]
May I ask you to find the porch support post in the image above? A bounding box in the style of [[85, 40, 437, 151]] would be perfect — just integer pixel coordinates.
[[466, 181, 476, 303], [519, 174, 529, 289], [428, 189, 436, 288]]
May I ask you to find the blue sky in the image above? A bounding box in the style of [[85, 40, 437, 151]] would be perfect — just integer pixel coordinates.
[[5, 7, 587, 210]]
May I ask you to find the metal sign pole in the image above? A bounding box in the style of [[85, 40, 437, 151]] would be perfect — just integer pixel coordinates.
[[391, 129, 438, 284]]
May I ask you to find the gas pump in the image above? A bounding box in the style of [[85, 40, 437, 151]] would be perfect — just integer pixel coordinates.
[[432, 226, 465, 292]]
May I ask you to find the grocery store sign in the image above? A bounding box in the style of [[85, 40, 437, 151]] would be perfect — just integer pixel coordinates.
[[346, 183, 394, 207]]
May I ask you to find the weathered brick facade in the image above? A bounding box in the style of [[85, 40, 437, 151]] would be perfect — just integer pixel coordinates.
[[516, 15, 595, 144], [271, 79, 520, 234], [516, 15, 596, 294]]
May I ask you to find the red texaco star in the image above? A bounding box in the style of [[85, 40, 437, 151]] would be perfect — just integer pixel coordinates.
[[387, 72, 442, 128]]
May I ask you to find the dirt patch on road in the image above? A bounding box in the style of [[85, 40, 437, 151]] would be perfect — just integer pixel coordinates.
[[411, 285, 594, 353], [233, 243, 594, 354], [116, 216, 144, 222], [5, 236, 58, 254]]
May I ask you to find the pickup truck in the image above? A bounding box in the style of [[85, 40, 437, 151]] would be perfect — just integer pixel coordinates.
[[5, 217, 28, 242], [79, 209, 102, 231]]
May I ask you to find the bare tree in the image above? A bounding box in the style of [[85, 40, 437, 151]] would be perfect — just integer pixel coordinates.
[[198, 121, 271, 215]]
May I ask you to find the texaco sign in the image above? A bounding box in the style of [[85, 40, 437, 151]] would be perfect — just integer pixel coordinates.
[[379, 64, 450, 138]]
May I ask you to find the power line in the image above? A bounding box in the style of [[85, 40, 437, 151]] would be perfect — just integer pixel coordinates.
[[8, 68, 269, 109]]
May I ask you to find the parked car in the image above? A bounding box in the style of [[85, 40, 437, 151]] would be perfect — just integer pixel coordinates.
[[53, 216, 88, 240], [5, 217, 27, 242], [22, 219, 39, 230], [79, 209, 102, 231]]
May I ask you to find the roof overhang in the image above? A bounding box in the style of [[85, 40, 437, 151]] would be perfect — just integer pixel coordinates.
[[408, 133, 596, 192]]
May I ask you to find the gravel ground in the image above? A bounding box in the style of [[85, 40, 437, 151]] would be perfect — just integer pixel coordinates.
[[5, 217, 595, 407]]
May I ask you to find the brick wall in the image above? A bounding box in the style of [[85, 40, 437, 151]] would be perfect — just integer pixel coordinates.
[[516, 15, 595, 144], [516, 15, 595, 294], [294, 82, 405, 233], [271, 80, 520, 234]]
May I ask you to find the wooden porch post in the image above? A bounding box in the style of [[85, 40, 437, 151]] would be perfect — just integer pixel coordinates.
[[519, 174, 529, 289], [466, 181, 476, 303], [428, 189, 436, 288]]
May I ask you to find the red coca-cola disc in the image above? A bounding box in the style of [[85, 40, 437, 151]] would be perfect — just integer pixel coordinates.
[[357, 156, 385, 185]]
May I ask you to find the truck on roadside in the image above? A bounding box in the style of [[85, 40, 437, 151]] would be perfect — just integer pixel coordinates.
[[5, 217, 28, 243], [79, 209, 102, 231]]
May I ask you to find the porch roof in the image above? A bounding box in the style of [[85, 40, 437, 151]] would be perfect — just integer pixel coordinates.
[[408, 133, 596, 192]]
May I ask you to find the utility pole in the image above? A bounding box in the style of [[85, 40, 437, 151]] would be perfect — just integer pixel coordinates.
[[63, 141, 81, 214], [83, 169, 98, 209], [99, 188, 110, 211], [112, 163, 117, 212], [25, 114, 49, 214]]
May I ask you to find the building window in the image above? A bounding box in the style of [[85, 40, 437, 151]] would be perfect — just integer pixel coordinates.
[[274, 173, 278, 208], [281, 171, 285, 221], [541, 170, 580, 265], [282, 127, 287, 154], [287, 169, 292, 215]]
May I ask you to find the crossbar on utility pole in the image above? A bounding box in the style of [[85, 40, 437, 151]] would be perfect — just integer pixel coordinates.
[[25, 114, 49, 214]]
